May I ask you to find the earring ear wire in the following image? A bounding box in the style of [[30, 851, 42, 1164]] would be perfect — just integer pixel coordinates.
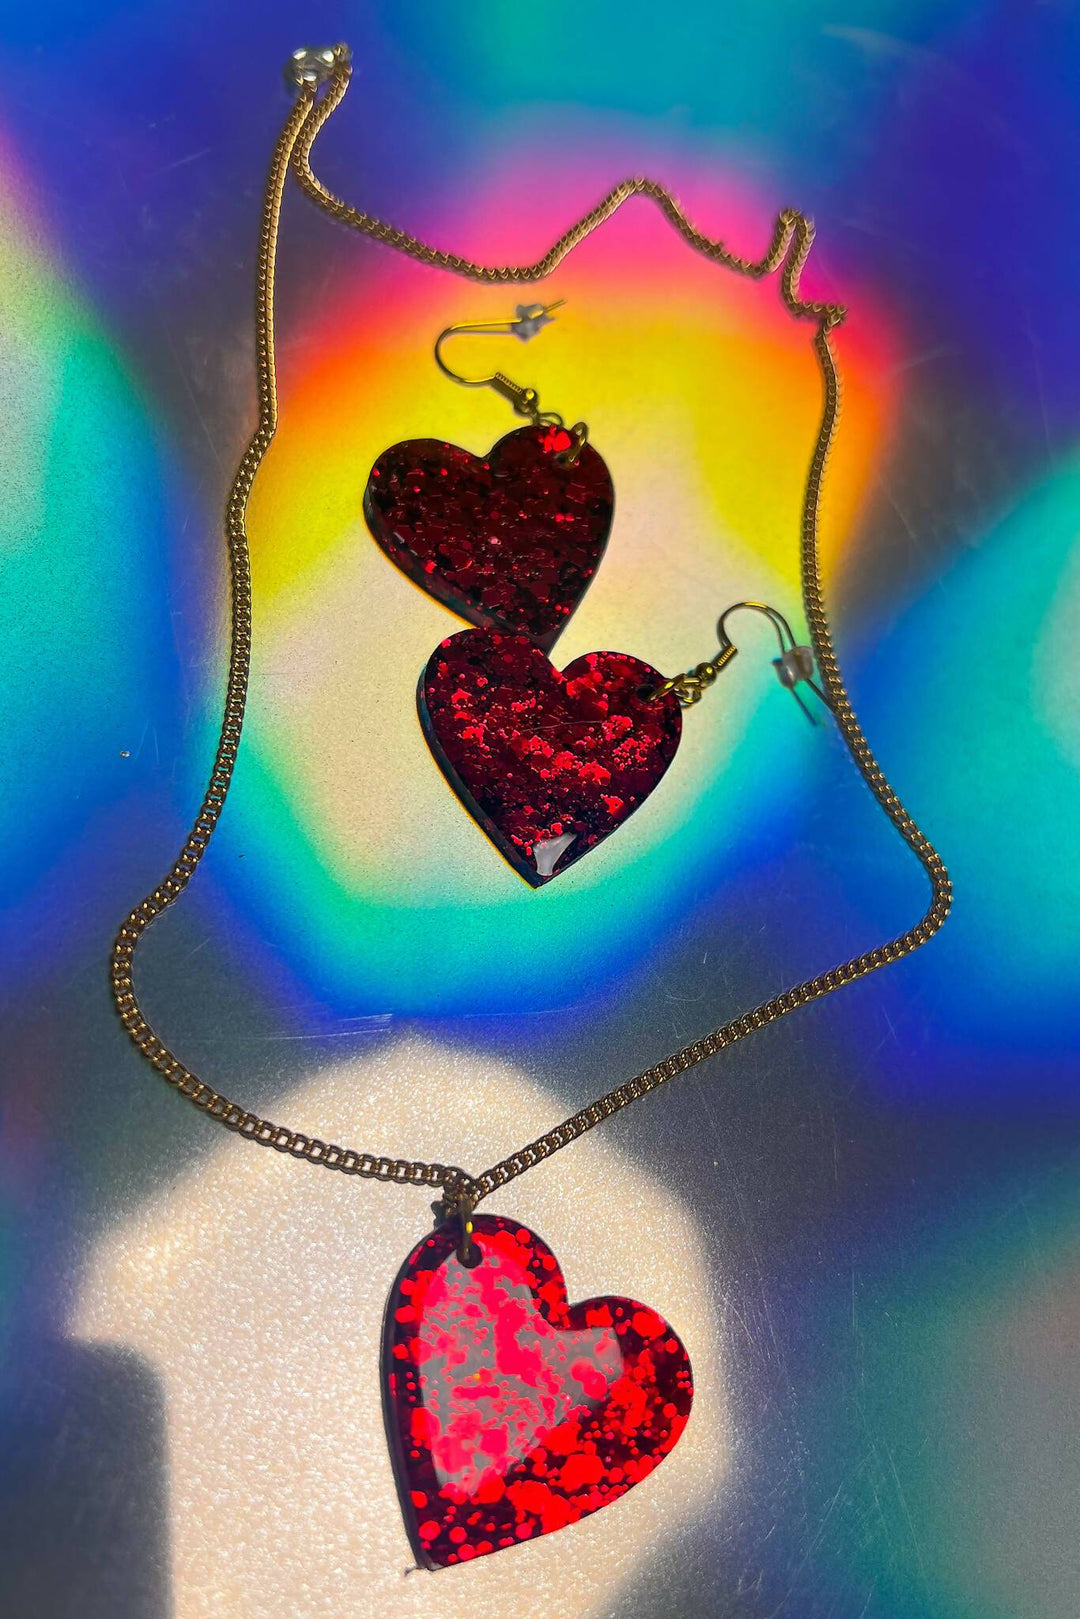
[[653, 600, 831, 721], [433, 301, 588, 464]]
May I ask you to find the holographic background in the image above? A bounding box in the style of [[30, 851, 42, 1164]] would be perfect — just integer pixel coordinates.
[[1, 4, 1078, 1617]]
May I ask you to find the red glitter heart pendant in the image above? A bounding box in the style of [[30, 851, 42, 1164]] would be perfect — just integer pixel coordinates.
[[420, 630, 683, 884], [364, 424, 614, 651], [383, 1215, 693, 1569]]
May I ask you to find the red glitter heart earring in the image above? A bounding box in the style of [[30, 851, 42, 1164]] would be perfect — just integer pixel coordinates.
[[421, 602, 829, 885], [363, 301, 614, 652]]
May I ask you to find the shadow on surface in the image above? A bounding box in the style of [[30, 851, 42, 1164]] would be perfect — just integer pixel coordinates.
[[0, 1338, 170, 1619]]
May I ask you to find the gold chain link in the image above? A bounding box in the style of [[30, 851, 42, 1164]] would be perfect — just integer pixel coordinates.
[[110, 50, 951, 1211]]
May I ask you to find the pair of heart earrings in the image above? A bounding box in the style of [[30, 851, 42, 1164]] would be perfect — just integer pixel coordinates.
[[363, 302, 827, 885]]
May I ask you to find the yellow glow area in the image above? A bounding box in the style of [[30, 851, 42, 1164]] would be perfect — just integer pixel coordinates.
[[251, 257, 889, 611], [239, 244, 892, 902], [74, 1038, 728, 1617]]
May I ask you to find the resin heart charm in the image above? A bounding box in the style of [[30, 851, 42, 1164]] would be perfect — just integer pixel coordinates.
[[364, 424, 614, 651], [383, 1215, 693, 1569], [420, 629, 683, 884]]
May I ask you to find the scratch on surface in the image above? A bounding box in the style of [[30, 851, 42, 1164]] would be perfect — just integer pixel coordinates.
[[873, 1006, 898, 1055], [761, 1477, 848, 1616], [883, 343, 962, 377], [688, 1066, 726, 1146], [1020, 309, 1057, 469], [879, 485, 928, 562], [162, 323, 227, 474], [153, 145, 214, 177], [883, 1441, 929, 1581], [856, 1581, 879, 1619], [727, 1300, 757, 1347], [257, 1028, 389, 1042]]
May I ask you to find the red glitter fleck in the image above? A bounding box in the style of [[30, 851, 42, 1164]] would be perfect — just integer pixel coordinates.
[[420, 629, 683, 884], [363, 425, 613, 651], [382, 1215, 693, 1570]]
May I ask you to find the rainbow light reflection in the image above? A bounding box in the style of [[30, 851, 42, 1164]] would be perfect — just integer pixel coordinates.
[[212, 164, 897, 1012]]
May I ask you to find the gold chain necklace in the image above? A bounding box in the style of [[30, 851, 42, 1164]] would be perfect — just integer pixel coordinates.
[[109, 43, 951, 1219]]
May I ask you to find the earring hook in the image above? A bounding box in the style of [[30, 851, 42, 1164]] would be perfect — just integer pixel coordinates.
[[433, 301, 566, 387], [717, 599, 796, 659], [432, 301, 589, 464], [715, 601, 830, 723], [652, 599, 831, 722]]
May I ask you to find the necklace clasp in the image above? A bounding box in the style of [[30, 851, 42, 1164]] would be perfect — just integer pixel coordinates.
[[285, 44, 350, 91]]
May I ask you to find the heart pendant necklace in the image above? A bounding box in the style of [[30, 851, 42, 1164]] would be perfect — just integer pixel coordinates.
[[111, 43, 950, 1572], [385, 1215, 693, 1568]]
